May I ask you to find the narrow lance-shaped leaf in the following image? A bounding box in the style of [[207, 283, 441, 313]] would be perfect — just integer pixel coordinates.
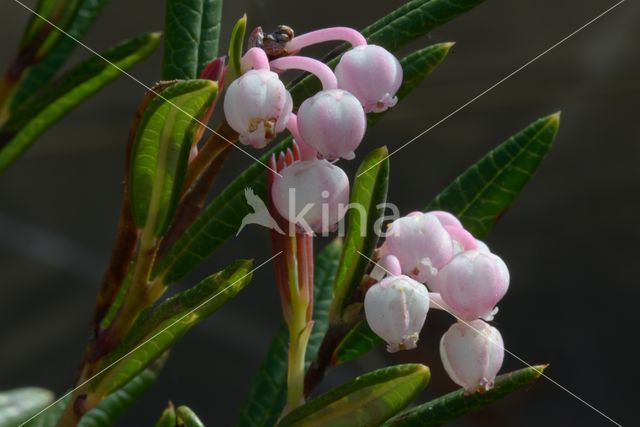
[[0, 388, 54, 427], [176, 406, 205, 427], [382, 365, 547, 426], [278, 364, 431, 427], [331, 113, 561, 365], [225, 14, 247, 83], [10, 0, 110, 111], [288, 0, 484, 104], [234, 240, 343, 427], [91, 260, 253, 397], [153, 136, 291, 284], [426, 113, 561, 237], [154, 42, 452, 284], [21, 362, 166, 427], [332, 319, 383, 366], [17, 0, 82, 65], [78, 356, 167, 427], [162, 0, 224, 80], [155, 402, 177, 427], [331, 147, 389, 320], [129, 79, 218, 237], [0, 32, 161, 173]]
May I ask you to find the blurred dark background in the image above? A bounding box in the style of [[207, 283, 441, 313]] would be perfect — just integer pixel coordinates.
[[1, 0, 638, 425]]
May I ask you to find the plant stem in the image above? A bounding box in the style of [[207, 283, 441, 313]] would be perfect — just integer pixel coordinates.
[[283, 235, 313, 411], [0, 75, 16, 125]]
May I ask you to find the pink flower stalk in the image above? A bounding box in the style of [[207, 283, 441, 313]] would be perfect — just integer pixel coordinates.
[[285, 27, 367, 53], [297, 89, 366, 160], [269, 56, 338, 91], [240, 47, 270, 72], [440, 320, 504, 393], [223, 69, 292, 148], [335, 44, 403, 112], [286, 113, 317, 161], [433, 250, 510, 321], [364, 274, 430, 352], [430, 210, 463, 228], [380, 212, 455, 285], [271, 159, 350, 234], [369, 253, 403, 282]]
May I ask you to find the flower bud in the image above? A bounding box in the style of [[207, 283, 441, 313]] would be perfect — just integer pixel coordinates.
[[297, 89, 366, 160], [440, 320, 504, 393], [434, 250, 509, 321], [364, 275, 430, 352], [271, 159, 349, 234], [381, 212, 455, 285], [335, 44, 403, 113], [223, 69, 292, 148]]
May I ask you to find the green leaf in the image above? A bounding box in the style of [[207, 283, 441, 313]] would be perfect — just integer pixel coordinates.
[[22, 397, 69, 427], [369, 43, 454, 126], [0, 387, 54, 427], [176, 406, 205, 427], [92, 260, 253, 396], [426, 113, 561, 238], [288, 0, 485, 104], [235, 240, 343, 427], [226, 14, 247, 82], [18, 0, 82, 61], [129, 79, 218, 236], [0, 32, 161, 173], [162, 0, 224, 80], [332, 320, 382, 366], [155, 402, 177, 427], [21, 363, 165, 427], [78, 357, 166, 427], [11, 0, 110, 111], [382, 365, 547, 426], [153, 136, 292, 284], [307, 239, 343, 363], [154, 42, 451, 284], [198, 0, 224, 73], [278, 364, 430, 427], [331, 148, 389, 320]]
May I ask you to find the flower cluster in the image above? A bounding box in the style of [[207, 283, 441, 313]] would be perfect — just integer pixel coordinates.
[[224, 26, 403, 234], [365, 210, 510, 393]]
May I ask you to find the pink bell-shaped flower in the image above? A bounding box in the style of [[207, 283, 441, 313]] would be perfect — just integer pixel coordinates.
[[271, 159, 349, 234], [434, 250, 510, 321], [297, 89, 366, 161], [364, 275, 430, 352], [335, 44, 403, 113], [380, 212, 455, 285], [440, 320, 504, 393], [223, 69, 292, 148]]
